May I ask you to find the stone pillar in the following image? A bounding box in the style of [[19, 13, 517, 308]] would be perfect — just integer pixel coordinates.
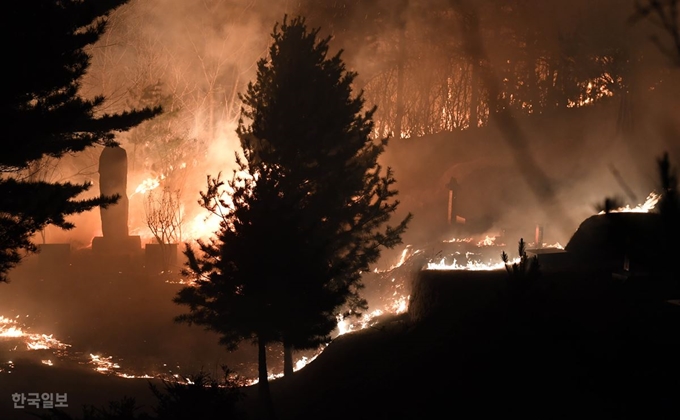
[[99, 146, 129, 238], [92, 145, 141, 260], [535, 224, 544, 249], [446, 177, 459, 226]]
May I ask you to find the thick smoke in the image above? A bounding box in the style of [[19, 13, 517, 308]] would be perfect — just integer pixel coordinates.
[[33, 0, 680, 270], [6, 0, 680, 385]]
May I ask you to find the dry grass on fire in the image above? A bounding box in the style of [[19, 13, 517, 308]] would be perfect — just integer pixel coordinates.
[[2, 254, 680, 419], [240, 269, 680, 419]]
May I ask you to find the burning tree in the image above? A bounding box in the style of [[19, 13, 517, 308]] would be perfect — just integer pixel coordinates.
[[175, 15, 410, 412], [0, 0, 160, 282]]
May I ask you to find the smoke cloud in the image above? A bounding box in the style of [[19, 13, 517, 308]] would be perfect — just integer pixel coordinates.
[[30, 0, 680, 266]]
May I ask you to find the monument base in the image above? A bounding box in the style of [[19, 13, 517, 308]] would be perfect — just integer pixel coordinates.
[[91, 236, 142, 256], [145, 243, 180, 274]]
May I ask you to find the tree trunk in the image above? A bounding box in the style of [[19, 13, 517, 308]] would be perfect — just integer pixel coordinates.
[[257, 338, 276, 419], [394, 27, 405, 139], [283, 340, 294, 377], [470, 61, 478, 128]]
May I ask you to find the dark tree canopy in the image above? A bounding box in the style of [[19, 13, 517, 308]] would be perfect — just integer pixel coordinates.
[[237, 16, 412, 355], [175, 14, 410, 400], [0, 0, 160, 281]]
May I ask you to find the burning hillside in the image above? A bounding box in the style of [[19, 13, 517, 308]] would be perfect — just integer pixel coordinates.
[[0, 226, 554, 387]]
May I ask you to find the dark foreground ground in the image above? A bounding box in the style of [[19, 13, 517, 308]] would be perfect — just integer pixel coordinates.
[[2, 264, 680, 420], [251, 270, 680, 419]]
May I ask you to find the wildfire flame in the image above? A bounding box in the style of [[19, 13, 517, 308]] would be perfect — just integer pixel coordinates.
[[118, 373, 154, 379], [247, 347, 326, 385], [0, 361, 15, 373], [443, 237, 473, 243], [89, 354, 121, 372], [391, 295, 409, 314], [1, 315, 153, 379], [182, 213, 224, 242], [0, 316, 70, 351], [1, 225, 560, 384], [598, 192, 661, 215], [134, 175, 164, 195], [426, 258, 513, 271], [476, 235, 503, 247], [394, 247, 411, 269], [375, 246, 423, 273], [336, 309, 387, 336]]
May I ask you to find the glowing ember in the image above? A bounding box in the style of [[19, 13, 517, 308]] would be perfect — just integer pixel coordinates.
[[1, 315, 158, 379], [375, 246, 423, 273], [476, 235, 502, 247], [544, 242, 564, 249], [394, 246, 411, 268], [335, 315, 351, 336], [391, 295, 410, 314], [443, 237, 473, 243], [336, 309, 386, 336], [426, 257, 518, 271], [246, 346, 326, 386], [26, 335, 69, 350], [294, 351, 322, 372], [88, 355, 159, 379], [134, 175, 164, 195], [251, 244, 419, 385], [598, 192, 660, 214], [118, 373, 154, 379], [183, 213, 224, 241], [567, 75, 615, 108], [527, 241, 565, 249], [0, 361, 15, 373], [0, 326, 22, 338], [89, 354, 121, 373], [294, 356, 310, 371], [0, 316, 70, 350], [165, 278, 197, 285]]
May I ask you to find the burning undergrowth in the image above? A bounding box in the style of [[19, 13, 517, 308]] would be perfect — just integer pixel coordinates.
[[357, 232, 555, 319], [0, 229, 540, 386], [0, 257, 233, 383]]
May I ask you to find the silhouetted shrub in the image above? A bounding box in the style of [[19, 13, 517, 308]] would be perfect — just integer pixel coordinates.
[[33, 396, 150, 420], [150, 366, 247, 420], [33, 367, 247, 420], [657, 153, 680, 277], [501, 238, 540, 293]]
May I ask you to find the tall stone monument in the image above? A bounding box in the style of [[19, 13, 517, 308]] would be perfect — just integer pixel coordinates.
[[92, 145, 141, 256], [100, 146, 129, 238]]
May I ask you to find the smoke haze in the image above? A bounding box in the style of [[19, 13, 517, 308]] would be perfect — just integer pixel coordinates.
[[24, 0, 680, 283]]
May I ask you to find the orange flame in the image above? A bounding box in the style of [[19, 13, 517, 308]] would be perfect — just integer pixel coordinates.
[[0, 316, 70, 350], [443, 237, 473, 244], [476, 235, 503, 247], [426, 258, 513, 271], [89, 354, 121, 372], [598, 192, 661, 215], [133, 176, 164, 195]]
